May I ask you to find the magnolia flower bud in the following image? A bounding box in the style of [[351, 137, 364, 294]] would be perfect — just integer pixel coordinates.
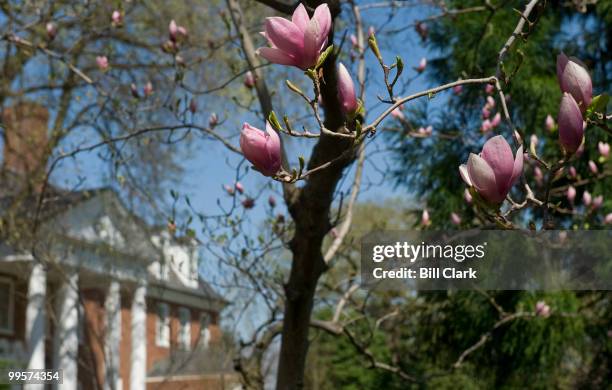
[[535, 301, 551, 318], [450, 212, 461, 226], [416, 58, 427, 73], [240, 122, 282, 176], [481, 119, 492, 133], [189, 99, 197, 114], [350, 34, 359, 49], [130, 83, 139, 98], [337, 63, 358, 115], [545, 114, 555, 132], [605, 213, 612, 224], [567, 186, 576, 203], [224, 184, 235, 195], [589, 160, 598, 174], [464, 188, 473, 204], [530, 134, 539, 148], [482, 107, 491, 119], [558, 93, 584, 153], [491, 112, 502, 128], [486, 96, 496, 109], [242, 197, 255, 209], [257, 3, 332, 70], [46, 22, 57, 40], [534, 167, 543, 185], [268, 195, 276, 208], [453, 85, 463, 95], [598, 142, 610, 159], [415, 22, 428, 41], [368, 26, 376, 36], [143, 81, 153, 97], [421, 209, 430, 226], [111, 10, 123, 26], [459, 135, 523, 204], [209, 113, 219, 127], [244, 71, 255, 88], [592, 195, 603, 209], [485, 84, 494, 95], [557, 53, 592, 112], [96, 56, 109, 71], [235, 182, 244, 194], [568, 166, 577, 178], [583, 190, 592, 206], [391, 107, 404, 120]]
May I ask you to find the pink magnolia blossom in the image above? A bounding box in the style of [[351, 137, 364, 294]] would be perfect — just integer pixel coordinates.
[[485, 84, 494, 95], [534, 167, 544, 185], [464, 188, 473, 204], [604, 213, 612, 224], [568, 166, 577, 178], [96, 56, 109, 71], [418, 125, 433, 136], [391, 107, 405, 120], [368, 26, 376, 36], [545, 114, 555, 132], [111, 10, 122, 26], [337, 63, 358, 115], [481, 119, 492, 133], [350, 34, 359, 49], [567, 186, 576, 203], [130, 83, 139, 98], [558, 93, 584, 153], [257, 3, 332, 70], [450, 212, 461, 226], [592, 195, 603, 209], [453, 85, 463, 95], [224, 185, 235, 196], [530, 134, 539, 148], [169, 20, 188, 41], [209, 113, 219, 127], [235, 182, 244, 194], [143, 81, 154, 97], [416, 57, 427, 73], [459, 135, 523, 204], [481, 107, 491, 119], [598, 142, 610, 159], [46, 22, 57, 40], [240, 122, 282, 176], [588, 160, 598, 174], [415, 22, 428, 41], [421, 209, 430, 226], [583, 190, 592, 206], [244, 71, 256, 88], [486, 96, 496, 109], [557, 53, 592, 112], [491, 112, 502, 128], [535, 301, 551, 318]]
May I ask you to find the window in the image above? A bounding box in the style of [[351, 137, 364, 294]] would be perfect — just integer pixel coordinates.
[[155, 303, 170, 347], [178, 307, 191, 350], [199, 312, 211, 348], [0, 277, 15, 335]]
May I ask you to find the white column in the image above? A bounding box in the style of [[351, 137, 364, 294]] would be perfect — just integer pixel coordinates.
[[25, 262, 46, 390], [104, 280, 121, 390], [53, 273, 79, 390], [130, 284, 147, 390]]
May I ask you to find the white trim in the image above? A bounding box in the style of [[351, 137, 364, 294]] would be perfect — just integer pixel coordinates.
[[155, 302, 170, 348], [0, 276, 15, 335], [177, 307, 191, 350]]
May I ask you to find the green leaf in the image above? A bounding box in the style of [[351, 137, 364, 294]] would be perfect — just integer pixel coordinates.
[[315, 45, 334, 69], [395, 56, 404, 77], [586, 93, 609, 118], [368, 35, 383, 63], [268, 111, 283, 131], [285, 80, 303, 95]]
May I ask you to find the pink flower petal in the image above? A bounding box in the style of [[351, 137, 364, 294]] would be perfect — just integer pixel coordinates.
[[291, 3, 310, 32], [265, 17, 304, 54]]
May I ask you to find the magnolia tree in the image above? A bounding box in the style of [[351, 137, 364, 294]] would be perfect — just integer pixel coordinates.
[[1, 0, 610, 389]]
